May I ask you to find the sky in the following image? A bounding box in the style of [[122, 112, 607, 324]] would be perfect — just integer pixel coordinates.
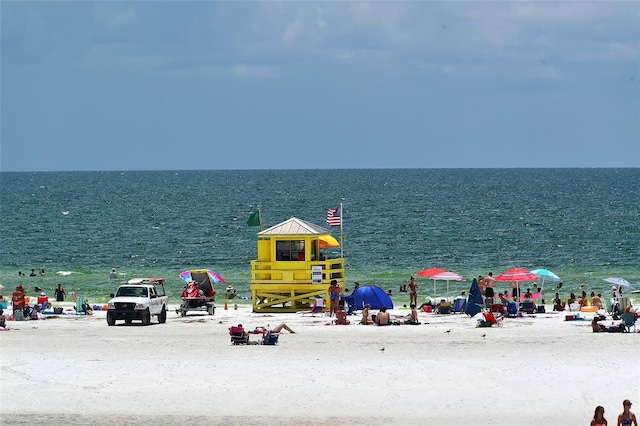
[[1, 1, 639, 172]]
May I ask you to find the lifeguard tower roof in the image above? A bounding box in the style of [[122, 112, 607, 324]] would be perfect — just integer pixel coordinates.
[[258, 217, 331, 236]]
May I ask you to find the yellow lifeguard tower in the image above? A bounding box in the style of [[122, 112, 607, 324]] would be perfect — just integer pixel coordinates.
[[250, 217, 345, 313]]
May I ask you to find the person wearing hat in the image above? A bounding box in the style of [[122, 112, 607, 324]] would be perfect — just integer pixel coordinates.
[[617, 399, 637, 426]]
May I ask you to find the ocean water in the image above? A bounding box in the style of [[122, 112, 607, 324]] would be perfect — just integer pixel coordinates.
[[1, 169, 638, 305]]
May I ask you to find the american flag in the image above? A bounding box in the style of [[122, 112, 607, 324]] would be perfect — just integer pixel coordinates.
[[326, 206, 342, 227]]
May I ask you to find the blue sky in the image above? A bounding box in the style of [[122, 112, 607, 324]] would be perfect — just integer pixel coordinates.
[[2, 2, 638, 172]]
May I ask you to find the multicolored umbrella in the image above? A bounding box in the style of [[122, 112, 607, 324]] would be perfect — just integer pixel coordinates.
[[496, 268, 538, 312], [179, 269, 225, 284]]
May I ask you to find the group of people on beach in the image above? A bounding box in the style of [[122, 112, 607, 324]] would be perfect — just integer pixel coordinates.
[[590, 399, 636, 426]]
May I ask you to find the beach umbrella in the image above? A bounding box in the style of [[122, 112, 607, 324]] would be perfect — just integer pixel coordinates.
[[603, 277, 636, 292], [350, 285, 394, 310], [416, 268, 446, 278], [496, 268, 538, 312], [416, 268, 447, 299], [530, 268, 561, 300], [179, 269, 225, 284], [431, 271, 465, 298], [464, 278, 484, 318]]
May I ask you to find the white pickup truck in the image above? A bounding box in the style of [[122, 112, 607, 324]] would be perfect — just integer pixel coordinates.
[[106, 278, 169, 326]]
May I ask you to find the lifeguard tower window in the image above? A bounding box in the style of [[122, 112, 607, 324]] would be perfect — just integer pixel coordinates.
[[276, 240, 305, 261]]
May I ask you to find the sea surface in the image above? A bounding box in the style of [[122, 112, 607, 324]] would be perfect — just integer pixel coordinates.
[[1, 169, 638, 305]]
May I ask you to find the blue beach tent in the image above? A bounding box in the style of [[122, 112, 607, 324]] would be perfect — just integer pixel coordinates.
[[347, 285, 394, 311], [464, 278, 485, 318]]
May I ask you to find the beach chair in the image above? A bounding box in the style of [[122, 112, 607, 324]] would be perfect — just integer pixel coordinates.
[[302, 298, 325, 317], [489, 304, 505, 314], [621, 312, 636, 333], [437, 302, 452, 315], [521, 302, 536, 314], [229, 326, 250, 345], [262, 331, 279, 345], [453, 298, 466, 313], [506, 302, 518, 318], [483, 311, 503, 327]]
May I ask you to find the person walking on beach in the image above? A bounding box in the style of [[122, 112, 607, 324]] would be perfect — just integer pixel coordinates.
[[591, 406, 607, 426], [54, 283, 66, 302], [408, 276, 418, 306], [617, 400, 637, 426], [328, 280, 341, 317]]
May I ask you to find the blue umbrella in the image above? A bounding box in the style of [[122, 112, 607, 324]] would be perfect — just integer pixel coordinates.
[[350, 285, 394, 310], [531, 268, 561, 300], [603, 277, 636, 291], [464, 278, 484, 318]]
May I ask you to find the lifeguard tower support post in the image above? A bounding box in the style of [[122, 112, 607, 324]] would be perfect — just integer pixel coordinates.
[[250, 217, 345, 313]]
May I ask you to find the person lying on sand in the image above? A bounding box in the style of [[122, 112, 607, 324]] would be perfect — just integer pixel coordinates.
[[251, 323, 296, 334]]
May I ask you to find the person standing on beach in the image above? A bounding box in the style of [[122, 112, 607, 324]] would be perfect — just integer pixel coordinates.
[[591, 406, 607, 426], [408, 276, 418, 306], [54, 283, 66, 302], [110, 268, 118, 279], [617, 400, 637, 426], [328, 280, 341, 317], [483, 272, 496, 306]]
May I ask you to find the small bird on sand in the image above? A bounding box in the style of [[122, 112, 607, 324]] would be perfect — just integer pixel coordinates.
[[380, 347, 385, 352], [481, 334, 486, 338], [445, 329, 451, 333]]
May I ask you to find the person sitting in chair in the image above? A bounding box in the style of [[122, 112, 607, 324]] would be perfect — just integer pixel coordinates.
[[229, 323, 249, 339]]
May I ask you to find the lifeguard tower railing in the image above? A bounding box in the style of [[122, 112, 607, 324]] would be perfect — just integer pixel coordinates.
[[250, 258, 344, 313]]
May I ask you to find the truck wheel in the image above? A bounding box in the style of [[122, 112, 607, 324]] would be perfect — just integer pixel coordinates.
[[207, 304, 215, 315], [158, 306, 167, 323], [142, 308, 151, 325], [106, 312, 115, 326]]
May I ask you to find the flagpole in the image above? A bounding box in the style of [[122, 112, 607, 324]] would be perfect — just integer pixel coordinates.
[[339, 202, 344, 259], [258, 206, 263, 231]]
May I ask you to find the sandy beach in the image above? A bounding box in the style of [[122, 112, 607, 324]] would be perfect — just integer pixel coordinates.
[[1, 304, 638, 426]]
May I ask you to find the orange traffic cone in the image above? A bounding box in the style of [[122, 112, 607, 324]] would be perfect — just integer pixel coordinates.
[[224, 302, 228, 310]]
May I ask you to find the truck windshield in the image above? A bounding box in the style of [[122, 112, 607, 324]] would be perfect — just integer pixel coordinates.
[[116, 287, 147, 297]]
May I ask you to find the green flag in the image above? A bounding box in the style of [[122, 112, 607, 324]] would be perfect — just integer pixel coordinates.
[[247, 210, 261, 227]]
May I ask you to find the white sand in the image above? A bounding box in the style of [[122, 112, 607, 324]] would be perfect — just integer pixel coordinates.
[[1, 305, 638, 426]]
